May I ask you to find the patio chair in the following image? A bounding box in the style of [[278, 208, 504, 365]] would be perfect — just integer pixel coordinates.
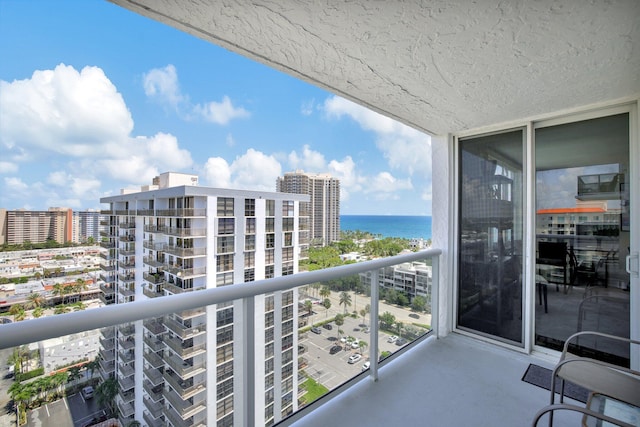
[[532, 403, 636, 427], [548, 331, 640, 425]]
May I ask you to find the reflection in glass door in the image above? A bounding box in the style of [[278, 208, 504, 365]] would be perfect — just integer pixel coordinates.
[[457, 129, 524, 345], [535, 113, 631, 366]]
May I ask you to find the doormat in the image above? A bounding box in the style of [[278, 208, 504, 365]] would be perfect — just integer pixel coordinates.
[[521, 363, 589, 404]]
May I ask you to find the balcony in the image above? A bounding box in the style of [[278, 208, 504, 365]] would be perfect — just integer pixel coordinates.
[[163, 226, 206, 237], [118, 284, 135, 297], [163, 387, 207, 419], [162, 265, 206, 279], [117, 399, 135, 418], [117, 375, 134, 392], [143, 395, 163, 416], [143, 256, 164, 268], [164, 335, 206, 358], [0, 250, 584, 427], [143, 380, 164, 403], [143, 286, 164, 299], [143, 334, 165, 353], [154, 208, 206, 217], [163, 245, 207, 258], [164, 316, 206, 339], [163, 369, 206, 400], [163, 281, 196, 295], [143, 410, 164, 427], [143, 271, 164, 284], [144, 350, 164, 369], [143, 318, 165, 335], [99, 282, 115, 294]]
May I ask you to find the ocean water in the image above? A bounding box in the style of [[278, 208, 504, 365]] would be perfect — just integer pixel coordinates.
[[340, 215, 432, 240]]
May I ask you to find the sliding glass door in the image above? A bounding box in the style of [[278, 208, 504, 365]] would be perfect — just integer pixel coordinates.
[[535, 112, 632, 366], [457, 129, 525, 345]]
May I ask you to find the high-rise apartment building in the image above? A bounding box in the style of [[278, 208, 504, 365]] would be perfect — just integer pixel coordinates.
[[276, 171, 340, 246], [72, 209, 102, 244], [0, 207, 73, 245], [98, 172, 309, 427]]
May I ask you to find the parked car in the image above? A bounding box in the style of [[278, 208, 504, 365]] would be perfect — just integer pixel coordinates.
[[395, 338, 407, 346], [329, 345, 342, 355], [361, 361, 370, 371], [81, 386, 94, 399], [387, 335, 398, 343], [409, 313, 420, 319], [322, 323, 333, 330], [348, 353, 362, 364], [351, 341, 360, 349], [311, 327, 322, 334]]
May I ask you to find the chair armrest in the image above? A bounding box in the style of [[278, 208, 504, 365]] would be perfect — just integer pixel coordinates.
[[561, 331, 640, 360], [531, 403, 636, 427]]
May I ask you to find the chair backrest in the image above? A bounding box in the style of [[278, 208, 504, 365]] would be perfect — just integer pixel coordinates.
[[538, 241, 567, 262]]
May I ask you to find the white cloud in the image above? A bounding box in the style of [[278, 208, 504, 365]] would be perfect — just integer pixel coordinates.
[[287, 145, 326, 171], [48, 171, 71, 186], [0, 64, 133, 158], [203, 157, 232, 188], [324, 95, 431, 177], [193, 95, 250, 125], [0, 162, 18, 174], [202, 149, 281, 192], [230, 149, 281, 191], [143, 64, 183, 108], [365, 172, 413, 200]]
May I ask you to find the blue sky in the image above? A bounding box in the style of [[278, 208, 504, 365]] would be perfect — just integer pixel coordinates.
[[0, 1, 432, 215]]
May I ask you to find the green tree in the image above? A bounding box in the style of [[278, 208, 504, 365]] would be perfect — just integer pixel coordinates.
[[9, 304, 26, 322], [87, 359, 100, 379], [319, 285, 331, 300], [26, 292, 46, 310], [339, 291, 352, 314], [54, 305, 71, 315], [74, 278, 88, 302], [380, 311, 396, 330], [32, 307, 45, 318], [304, 300, 313, 325], [358, 340, 368, 355], [322, 298, 331, 318], [52, 283, 67, 304], [411, 295, 427, 312], [67, 366, 82, 386], [334, 313, 344, 339], [96, 377, 118, 412]]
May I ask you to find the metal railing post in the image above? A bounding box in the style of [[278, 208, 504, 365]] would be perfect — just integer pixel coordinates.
[[243, 296, 256, 427], [369, 269, 379, 382], [431, 255, 440, 338]]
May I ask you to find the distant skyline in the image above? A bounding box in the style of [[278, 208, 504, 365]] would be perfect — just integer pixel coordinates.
[[0, 1, 432, 215]]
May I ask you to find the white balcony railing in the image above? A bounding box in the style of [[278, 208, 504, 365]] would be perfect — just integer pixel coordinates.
[[0, 249, 441, 427]]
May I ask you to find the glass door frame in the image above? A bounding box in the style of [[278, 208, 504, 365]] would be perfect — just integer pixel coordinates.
[[452, 101, 639, 369]]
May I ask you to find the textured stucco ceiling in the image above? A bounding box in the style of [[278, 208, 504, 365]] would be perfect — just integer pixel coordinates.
[[110, 0, 640, 136]]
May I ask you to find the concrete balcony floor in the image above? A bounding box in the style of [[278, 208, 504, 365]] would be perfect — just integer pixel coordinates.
[[293, 333, 581, 427]]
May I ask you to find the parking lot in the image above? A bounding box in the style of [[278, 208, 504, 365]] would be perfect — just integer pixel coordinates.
[[26, 392, 106, 427], [300, 315, 408, 391]]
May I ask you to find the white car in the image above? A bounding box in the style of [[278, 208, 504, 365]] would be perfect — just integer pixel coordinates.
[[362, 361, 370, 371], [387, 335, 398, 343], [348, 353, 362, 364], [351, 341, 359, 349]]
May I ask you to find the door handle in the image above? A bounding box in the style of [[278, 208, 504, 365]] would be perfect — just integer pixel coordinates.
[[627, 253, 639, 278]]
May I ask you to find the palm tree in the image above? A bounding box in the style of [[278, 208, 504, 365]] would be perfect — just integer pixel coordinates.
[[319, 285, 331, 300], [96, 377, 118, 414], [9, 304, 26, 322], [26, 292, 46, 310], [334, 313, 344, 339], [32, 307, 45, 318], [322, 298, 331, 318], [339, 291, 352, 314], [54, 305, 71, 315], [75, 278, 88, 302], [87, 359, 100, 379], [358, 340, 368, 355], [52, 283, 67, 304], [304, 300, 313, 325], [68, 366, 82, 386], [311, 283, 322, 298]]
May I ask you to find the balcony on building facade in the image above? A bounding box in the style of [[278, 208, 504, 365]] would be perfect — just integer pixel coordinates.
[[164, 353, 206, 379], [118, 222, 136, 229], [136, 209, 154, 216], [143, 256, 164, 268], [142, 394, 164, 417], [117, 284, 135, 298], [143, 240, 164, 251], [164, 405, 206, 427], [117, 375, 134, 393], [143, 380, 164, 404], [162, 265, 206, 279], [163, 227, 206, 237], [119, 234, 135, 242], [162, 281, 196, 295], [99, 282, 115, 295], [99, 292, 115, 306], [99, 241, 115, 249], [99, 357, 115, 374], [143, 334, 165, 353], [143, 410, 164, 427], [119, 348, 135, 364], [164, 335, 206, 359], [154, 208, 206, 217], [143, 271, 164, 284], [163, 316, 206, 340], [163, 245, 206, 258], [118, 362, 135, 378], [118, 336, 135, 351], [119, 246, 136, 256], [113, 210, 131, 216], [117, 399, 135, 418], [143, 364, 164, 387], [163, 387, 207, 419], [120, 389, 135, 405], [143, 350, 164, 369], [143, 318, 165, 335], [163, 369, 206, 400], [143, 285, 165, 299]]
